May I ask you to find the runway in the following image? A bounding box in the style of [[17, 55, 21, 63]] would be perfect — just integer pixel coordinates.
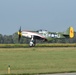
[[40, 73, 76, 75]]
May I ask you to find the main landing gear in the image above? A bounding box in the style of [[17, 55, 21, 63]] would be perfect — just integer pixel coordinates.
[[29, 40, 36, 47]]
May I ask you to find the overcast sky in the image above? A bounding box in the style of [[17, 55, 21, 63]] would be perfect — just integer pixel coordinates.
[[0, 0, 76, 35]]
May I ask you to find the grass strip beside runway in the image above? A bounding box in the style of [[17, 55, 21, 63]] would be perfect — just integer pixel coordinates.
[[0, 47, 76, 74]]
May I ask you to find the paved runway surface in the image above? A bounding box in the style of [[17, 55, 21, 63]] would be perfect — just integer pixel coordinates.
[[40, 73, 76, 75]]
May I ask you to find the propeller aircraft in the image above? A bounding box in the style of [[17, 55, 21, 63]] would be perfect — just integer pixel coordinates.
[[18, 26, 74, 47]]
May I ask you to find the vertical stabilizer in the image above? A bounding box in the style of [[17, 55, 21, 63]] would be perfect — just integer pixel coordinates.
[[69, 27, 74, 38], [64, 27, 74, 38]]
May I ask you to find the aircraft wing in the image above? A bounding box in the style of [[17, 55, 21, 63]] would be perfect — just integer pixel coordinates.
[[21, 30, 47, 41]]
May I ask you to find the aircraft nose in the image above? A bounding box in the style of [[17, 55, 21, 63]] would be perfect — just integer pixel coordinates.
[[18, 26, 22, 41]]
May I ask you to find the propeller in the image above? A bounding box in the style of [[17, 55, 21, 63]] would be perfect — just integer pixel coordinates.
[[18, 26, 22, 41]]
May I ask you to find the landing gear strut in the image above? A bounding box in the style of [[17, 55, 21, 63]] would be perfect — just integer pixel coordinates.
[[29, 36, 36, 47]]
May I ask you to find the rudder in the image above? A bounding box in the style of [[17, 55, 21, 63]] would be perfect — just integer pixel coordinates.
[[69, 27, 74, 38]]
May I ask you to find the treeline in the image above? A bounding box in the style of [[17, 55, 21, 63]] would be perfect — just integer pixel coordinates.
[[0, 32, 30, 44], [0, 32, 76, 44]]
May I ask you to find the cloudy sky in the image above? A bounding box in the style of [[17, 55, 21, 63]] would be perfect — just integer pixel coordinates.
[[0, 0, 76, 35]]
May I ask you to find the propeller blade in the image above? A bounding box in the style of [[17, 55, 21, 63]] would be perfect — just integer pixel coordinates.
[[18, 26, 22, 41], [19, 26, 21, 32]]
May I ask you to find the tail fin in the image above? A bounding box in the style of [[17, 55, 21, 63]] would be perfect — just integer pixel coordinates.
[[69, 27, 74, 38], [64, 27, 74, 38]]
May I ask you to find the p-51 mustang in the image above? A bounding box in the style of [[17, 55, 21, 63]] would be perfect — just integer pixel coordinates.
[[18, 26, 74, 47]]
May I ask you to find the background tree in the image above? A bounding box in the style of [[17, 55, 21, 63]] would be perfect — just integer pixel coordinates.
[[0, 34, 4, 43], [0, 32, 76, 44], [3, 35, 13, 44], [12, 32, 19, 44]]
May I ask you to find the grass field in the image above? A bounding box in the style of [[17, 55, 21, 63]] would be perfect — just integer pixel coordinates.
[[0, 47, 76, 75]]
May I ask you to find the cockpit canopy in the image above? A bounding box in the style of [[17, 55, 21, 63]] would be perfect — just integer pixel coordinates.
[[37, 30, 48, 37], [37, 29, 48, 34]]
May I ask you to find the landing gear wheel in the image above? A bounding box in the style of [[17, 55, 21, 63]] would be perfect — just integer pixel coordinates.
[[29, 40, 36, 47]]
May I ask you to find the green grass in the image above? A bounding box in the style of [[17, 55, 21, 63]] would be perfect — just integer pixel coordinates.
[[0, 47, 76, 75], [0, 43, 76, 48]]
